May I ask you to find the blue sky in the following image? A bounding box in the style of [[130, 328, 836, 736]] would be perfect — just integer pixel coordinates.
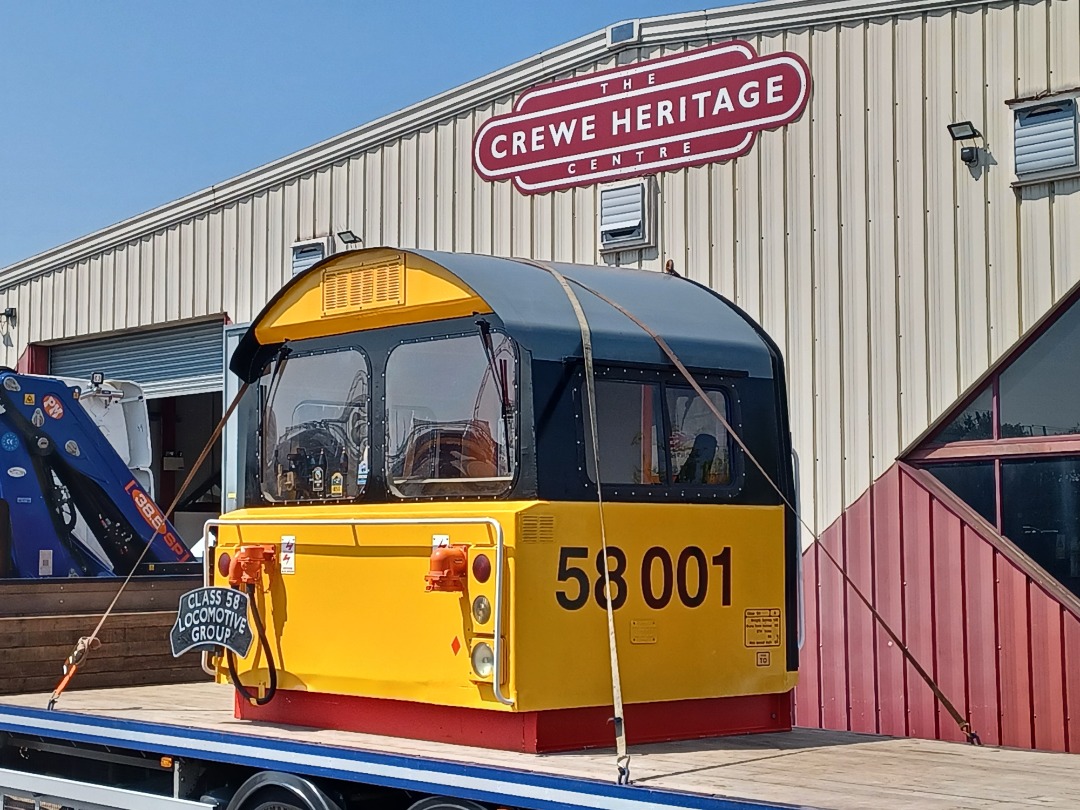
[[0, 1, 747, 269]]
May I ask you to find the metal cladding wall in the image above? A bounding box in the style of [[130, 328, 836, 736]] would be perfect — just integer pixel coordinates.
[[797, 462, 1080, 752], [0, 0, 1077, 544]]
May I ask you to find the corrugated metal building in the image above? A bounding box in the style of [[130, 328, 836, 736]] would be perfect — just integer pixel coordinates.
[[2, 0, 1079, 752]]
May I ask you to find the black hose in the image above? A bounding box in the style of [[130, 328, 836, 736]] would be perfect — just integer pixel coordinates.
[[226, 583, 278, 706]]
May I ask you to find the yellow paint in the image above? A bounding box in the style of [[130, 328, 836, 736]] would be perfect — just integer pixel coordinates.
[[215, 501, 796, 712], [253, 248, 492, 345]]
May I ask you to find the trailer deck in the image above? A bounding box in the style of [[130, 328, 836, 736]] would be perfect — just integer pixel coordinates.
[[0, 683, 1077, 809]]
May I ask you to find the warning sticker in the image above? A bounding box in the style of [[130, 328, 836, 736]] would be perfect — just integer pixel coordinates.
[[744, 608, 782, 648], [280, 536, 296, 574]]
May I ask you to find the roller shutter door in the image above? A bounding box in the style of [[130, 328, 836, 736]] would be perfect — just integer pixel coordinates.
[[49, 320, 225, 398]]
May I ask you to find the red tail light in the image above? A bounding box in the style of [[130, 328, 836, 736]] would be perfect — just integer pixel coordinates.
[[216, 552, 232, 579], [472, 553, 492, 583]]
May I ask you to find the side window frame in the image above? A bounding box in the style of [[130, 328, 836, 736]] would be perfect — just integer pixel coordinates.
[[576, 365, 745, 500]]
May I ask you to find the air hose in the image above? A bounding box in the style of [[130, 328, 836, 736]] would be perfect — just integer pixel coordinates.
[[225, 583, 278, 706]]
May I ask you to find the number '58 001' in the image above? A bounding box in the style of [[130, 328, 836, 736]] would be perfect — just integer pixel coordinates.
[[555, 545, 732, 611]]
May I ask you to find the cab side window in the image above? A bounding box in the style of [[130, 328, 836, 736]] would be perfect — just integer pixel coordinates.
[[584, 375, 733, 489], [667, 387, 732, 485], [585, 380, 666, 485]]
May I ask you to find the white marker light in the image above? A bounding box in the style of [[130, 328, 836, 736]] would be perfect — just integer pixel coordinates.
[[472, 595, 492, 625], [471, 642, 494, 678]]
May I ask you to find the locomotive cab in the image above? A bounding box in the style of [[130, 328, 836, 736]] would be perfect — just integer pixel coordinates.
[[216, 247, 799, 752]]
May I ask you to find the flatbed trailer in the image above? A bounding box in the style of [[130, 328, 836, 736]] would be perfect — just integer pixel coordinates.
[[0, 684, 1076, 810]]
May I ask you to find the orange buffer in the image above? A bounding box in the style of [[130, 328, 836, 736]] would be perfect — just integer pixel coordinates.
[[424, 545, 468, 592], [227, 545, 277, 588]]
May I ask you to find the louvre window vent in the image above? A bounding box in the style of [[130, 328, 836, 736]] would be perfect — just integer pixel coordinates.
[[292, 240, 328, 276], [1014, 100, 1078, 178], [322, 258, 405, 316], [599, 182, 653, 251]]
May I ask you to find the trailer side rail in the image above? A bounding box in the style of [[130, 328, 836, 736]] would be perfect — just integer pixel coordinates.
[[0, 765, 208, 810], [0, 704, 795, 810]]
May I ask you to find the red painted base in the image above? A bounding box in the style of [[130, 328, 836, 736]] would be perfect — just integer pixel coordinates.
[[236, 689, 793, 753]]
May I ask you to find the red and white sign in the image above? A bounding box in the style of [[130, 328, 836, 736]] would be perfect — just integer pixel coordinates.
[[473, 41, 811, 194]]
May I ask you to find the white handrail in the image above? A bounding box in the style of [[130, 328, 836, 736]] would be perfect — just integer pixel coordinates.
[[199, 515, 514, 706]]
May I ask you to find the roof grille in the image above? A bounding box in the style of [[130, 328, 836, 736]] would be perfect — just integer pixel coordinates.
[[322, 258, 405, 316]]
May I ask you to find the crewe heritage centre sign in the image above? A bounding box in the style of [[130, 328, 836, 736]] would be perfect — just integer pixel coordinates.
[[472, 41, 811, 194]]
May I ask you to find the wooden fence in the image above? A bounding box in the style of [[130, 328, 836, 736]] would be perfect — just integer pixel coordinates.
[[0, 576, 205, 695]]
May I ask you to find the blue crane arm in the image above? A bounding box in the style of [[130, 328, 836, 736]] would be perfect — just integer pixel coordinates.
[[0, 371, 192, 578]]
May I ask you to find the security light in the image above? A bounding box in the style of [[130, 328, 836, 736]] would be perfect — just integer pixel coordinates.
[[337, 230, 362, 245], [946, 122, 981, 166], [947, 121, 980, 141]]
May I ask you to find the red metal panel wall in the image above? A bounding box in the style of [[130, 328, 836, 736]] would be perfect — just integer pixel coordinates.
[[818, 530, 848, 729], [1066, 619, 1080, 753], [996, 563, 1033, 748], [795, 548, 821, 728], [796, 461, 1080, 753], [871, 465, 905, 737], [931, 502, 966, 744], [963, 525, 1000, 746], [844, 496, 876, 733], [900, 478, 936, 739], [1030, 594, 1065, 751]]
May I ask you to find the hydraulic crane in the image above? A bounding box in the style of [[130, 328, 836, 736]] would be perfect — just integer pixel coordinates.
[[0, 370, 192, 577]]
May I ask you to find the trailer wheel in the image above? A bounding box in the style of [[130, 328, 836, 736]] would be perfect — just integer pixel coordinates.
[[227, 771, 341, 810], [406, 798, 491, 810], [245, 788, 307, 810]]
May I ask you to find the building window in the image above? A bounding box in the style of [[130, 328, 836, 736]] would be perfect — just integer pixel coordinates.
[[909, 287, 1080, 598], [998, 300, 1080, 437], [933, 386, 993, 443], [925, 294, 1080, 446], [926, 462, 997, 526], [385, 332, 517, 498], [1001, 457, 1080, 598]]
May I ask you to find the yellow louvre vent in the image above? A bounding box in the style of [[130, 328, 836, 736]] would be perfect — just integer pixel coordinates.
[[519, 514, 556, 543], [322, 258, 405, 315]]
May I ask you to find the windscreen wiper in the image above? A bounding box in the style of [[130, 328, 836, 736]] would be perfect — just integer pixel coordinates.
[[475, 318, 513, 473]]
